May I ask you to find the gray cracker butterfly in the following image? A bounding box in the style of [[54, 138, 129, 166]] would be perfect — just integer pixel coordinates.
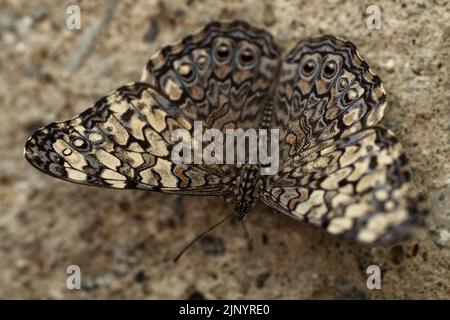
[[24, 21, 423, 244]]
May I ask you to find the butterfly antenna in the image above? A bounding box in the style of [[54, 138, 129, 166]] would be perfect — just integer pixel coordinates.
[[173, 211, 235, 263]]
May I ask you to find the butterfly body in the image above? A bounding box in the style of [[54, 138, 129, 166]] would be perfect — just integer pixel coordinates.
[[234, 164, 263, 220], [24, 20, 423, 245]]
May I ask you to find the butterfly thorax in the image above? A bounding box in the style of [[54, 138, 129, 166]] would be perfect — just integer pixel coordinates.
[[234, 164, 263, 220]]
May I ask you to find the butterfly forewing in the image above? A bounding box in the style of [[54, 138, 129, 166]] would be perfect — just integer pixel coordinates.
[[24, 21, 280, 195], [142, 20, 280, 131], [24, 21, 423, 245], [261, 127, 422, 244], [24, 83, 234, 194]]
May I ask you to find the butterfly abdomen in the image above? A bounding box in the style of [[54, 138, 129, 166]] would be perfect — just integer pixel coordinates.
[[24, 20, 423, 247]]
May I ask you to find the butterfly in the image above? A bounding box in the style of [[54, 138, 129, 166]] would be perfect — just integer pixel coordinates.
[[24, 20, 423, 245]]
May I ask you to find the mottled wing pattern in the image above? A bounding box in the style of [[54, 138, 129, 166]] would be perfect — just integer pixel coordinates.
[[142, 20, 280, 131], [274, 35, 386, 159], [24, 83, 231, 194], [24, 21, 280, 195], [262, 36, 423, 244]]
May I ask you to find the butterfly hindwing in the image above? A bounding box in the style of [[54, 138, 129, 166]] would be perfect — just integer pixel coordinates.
[[24, 21, 423, 245], [262, 127, 422, 244], [274, 35, 387, 160], [25, 21, 281, 195]]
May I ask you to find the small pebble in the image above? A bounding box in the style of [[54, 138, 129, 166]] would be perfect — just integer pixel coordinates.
[[143, 20, 159, 43]]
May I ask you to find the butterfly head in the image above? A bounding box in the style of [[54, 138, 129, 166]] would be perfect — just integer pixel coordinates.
[[143, 20, 281, 107], [234, 199, 253, 221]]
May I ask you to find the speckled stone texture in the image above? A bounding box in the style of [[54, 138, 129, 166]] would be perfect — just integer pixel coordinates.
[[0, 0, 449, 299]]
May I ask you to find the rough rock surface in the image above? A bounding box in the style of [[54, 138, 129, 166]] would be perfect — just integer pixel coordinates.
[[0, 0, 449, 299]]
